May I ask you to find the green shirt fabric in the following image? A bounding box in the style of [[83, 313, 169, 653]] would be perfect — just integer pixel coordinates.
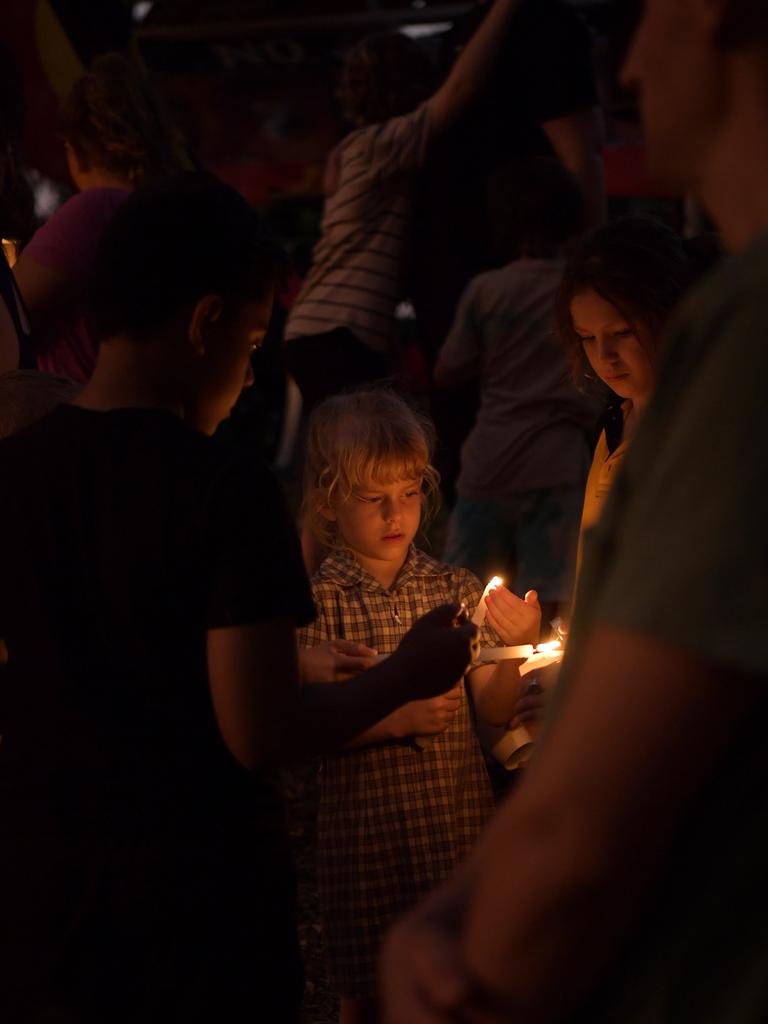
[[564, 231, 768, 1022]]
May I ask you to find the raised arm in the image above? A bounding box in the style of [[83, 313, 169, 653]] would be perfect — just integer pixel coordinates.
[[542, 107, 606, 231], [427, 0, 522, 138]]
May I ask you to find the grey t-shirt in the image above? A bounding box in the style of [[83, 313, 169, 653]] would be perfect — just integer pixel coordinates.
[[564, 233, 768, 1022], [436, 259, 597, 497]]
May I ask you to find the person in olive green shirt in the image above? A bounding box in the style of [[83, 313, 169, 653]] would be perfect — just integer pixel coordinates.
[[381, 2, 768, 1021]]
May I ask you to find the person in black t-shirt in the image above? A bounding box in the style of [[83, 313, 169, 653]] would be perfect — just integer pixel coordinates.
[[0, 173, 478, 1023]]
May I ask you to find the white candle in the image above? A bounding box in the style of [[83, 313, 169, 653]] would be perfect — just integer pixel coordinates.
[[471, 575, 503, 626], [477, 644, 534, 663], [519, 645, 564, 677]]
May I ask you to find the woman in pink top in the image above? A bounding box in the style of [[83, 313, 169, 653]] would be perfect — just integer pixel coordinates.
[[14, 53, 186, 381]]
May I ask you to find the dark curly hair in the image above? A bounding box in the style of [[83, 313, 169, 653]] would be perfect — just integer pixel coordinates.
[[555, 216, 718, 381], [337, 33, 435, 127], [61, 53, 186, 187]]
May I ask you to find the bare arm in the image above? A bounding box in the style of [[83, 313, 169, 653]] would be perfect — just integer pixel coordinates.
[[298, 638, 459, 748], [468, 660, 525, 727], [460, 625, 759, 1017], [542, 107, 606, 231], [344, 688, 463, 748], [428, 0, 522, 139], [13, 255, 81, 334], [207, 605, 476, 769], [383, 624, 761, 1022], [299, 639, 463, 748]]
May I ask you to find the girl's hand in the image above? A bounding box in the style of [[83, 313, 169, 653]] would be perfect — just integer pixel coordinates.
[[485, 586, 541, 646], [299, 639, 378, 683], [391, 688, 462, 738], [508, 663, 560, 733]]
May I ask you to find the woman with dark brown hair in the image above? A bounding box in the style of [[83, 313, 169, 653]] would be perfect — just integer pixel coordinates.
[[13, 53, 186, 382]]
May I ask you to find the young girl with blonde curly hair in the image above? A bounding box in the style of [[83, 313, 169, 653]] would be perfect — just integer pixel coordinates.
[[299, 388, 540, 1024]]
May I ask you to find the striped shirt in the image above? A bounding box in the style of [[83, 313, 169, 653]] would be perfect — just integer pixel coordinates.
[[299, 545, 497, 997], [285, 102, 431, 355]]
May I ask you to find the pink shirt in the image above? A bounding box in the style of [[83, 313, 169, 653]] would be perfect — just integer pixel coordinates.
[[23, 187, 130, 381]]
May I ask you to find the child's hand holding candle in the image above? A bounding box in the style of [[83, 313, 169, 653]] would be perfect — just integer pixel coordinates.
[[484, 584, 541, 646], [471, 575, 503, 626], [509, 661, 560, 735]]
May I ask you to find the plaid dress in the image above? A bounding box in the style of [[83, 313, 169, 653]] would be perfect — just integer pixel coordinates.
[[299, 545, 497, 997]]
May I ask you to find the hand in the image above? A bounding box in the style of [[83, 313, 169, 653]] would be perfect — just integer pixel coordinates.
[[485, 586, 540, 646], [380, 878, 472, 1024], [381, 880, 523, 1024], [392, 604, 478, 700], [509, 662, 560, 734], [391, 688, 462, 738], [299, 639, 378, 683]]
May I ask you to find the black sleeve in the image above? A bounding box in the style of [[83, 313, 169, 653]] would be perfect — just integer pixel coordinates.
[[205, 447, 315, 630]]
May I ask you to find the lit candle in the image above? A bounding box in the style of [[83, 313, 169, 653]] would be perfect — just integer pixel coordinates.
[[535, 640, 562, 654], [519, 640, 564, 677], [471, 575, 503, 626], [477, 639, 565, 769], [475, 636, 564, 666]]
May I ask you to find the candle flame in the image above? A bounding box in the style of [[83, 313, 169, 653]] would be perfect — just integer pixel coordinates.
[[471, 575, 504, 625], [535, 640, 562, 654]]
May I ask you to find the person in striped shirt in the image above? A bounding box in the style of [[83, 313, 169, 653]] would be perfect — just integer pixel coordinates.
[[283, 0, 522, 413]]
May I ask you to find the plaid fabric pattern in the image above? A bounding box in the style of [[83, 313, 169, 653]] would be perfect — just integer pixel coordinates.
[[299, 546, 498, 997]]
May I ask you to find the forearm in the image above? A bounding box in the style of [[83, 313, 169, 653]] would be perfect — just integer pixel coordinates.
[[209, 606, 475, 767], [570, 150, 606, 232], [459, 794, 642, 1021], [13, 255, 76, 328], [543, 108, 606, 231], [431, 0, 520, 128], [469, 660, 523, 726], [210, 621, 411, 767], [297, 658, 414, 756], [343, 708, 402, 748], [454, 627, 761, 1018]]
